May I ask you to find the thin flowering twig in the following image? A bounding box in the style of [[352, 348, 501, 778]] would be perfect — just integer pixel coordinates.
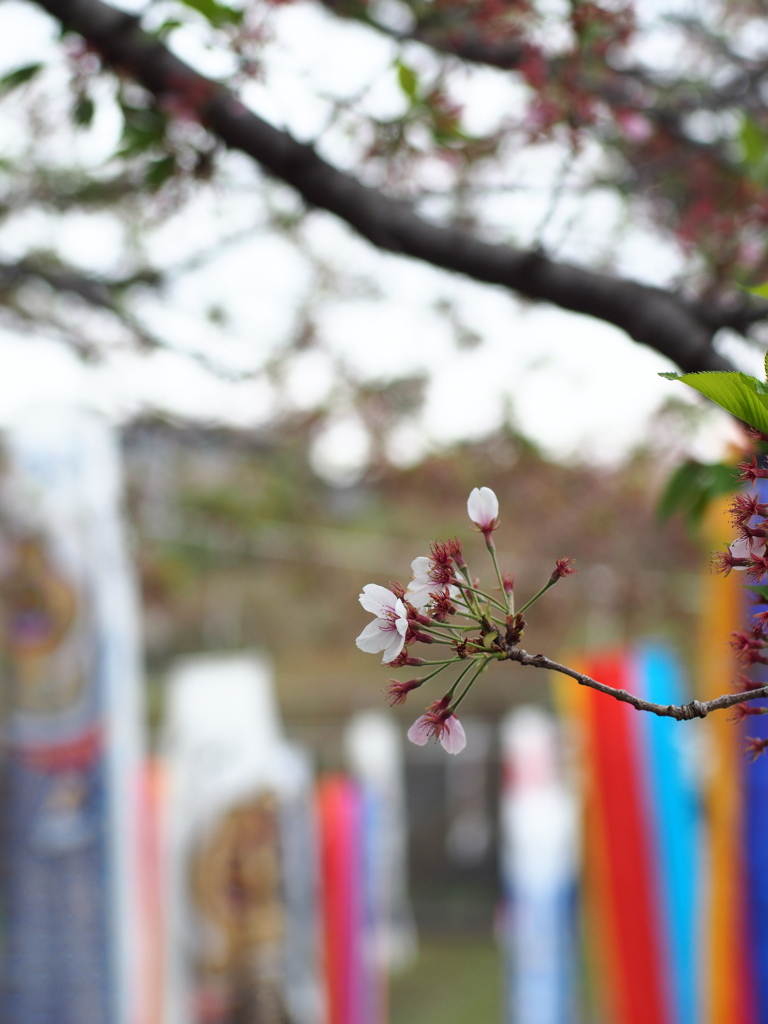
[[357, 480, 768, 755], [504, 646, 768, 721]]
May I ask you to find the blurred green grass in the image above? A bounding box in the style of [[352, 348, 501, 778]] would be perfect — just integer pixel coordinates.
[[389, 935, 501, 1024]]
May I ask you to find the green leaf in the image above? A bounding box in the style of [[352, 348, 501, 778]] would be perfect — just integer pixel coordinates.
[[144, 155, 177, 190], [657, 459, 737, 530], [74, 95, 95, 127], [176, 0, 243, 27], [746, 584, 768, 602], [396, 61, 419, 102], [747, 281, 768, 300], [660, 370, 768, 434], [739, 115, 768, 183], [0, 63, 43, 97]]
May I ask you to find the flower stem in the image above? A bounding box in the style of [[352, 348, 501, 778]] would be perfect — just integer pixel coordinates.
[[486, 539, 512, 614], [445, 659, 477, 699], [517, 578, 556, 615], [452, 581, 507, 613], [450, 657, 490, 711]]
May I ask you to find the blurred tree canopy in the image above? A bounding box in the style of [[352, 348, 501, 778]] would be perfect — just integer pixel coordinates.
[[3, 0, 768, 420]]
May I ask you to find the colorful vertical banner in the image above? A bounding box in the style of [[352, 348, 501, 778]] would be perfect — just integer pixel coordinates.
[[162, 652, 320, 1024], [741, 477, 768, 1024], [0, 408, 145, 1024], [699, 499, 755, 1024], [499, 706, 578, 1024], [344, 712, 417, 1024], [632, 645, 701, 1024], [316, 775, 364, 1024]]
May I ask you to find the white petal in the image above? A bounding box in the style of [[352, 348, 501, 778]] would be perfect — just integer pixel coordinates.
[[410, 556, 432, 583], [394, 598, 408, 626], [730, 537, 759, 563], [355, 620, 389, 654], [381, 630, 406, 663], [405, 583, 432, 609], [359, 583, 395, 616], [407, 716, 431, 746], [440, 716, 467, 755], [467, 487, 499, 529]]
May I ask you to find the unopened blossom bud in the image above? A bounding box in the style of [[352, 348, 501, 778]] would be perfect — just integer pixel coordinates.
[[502, 572, 515, 594], [467, 487, 499, 537]]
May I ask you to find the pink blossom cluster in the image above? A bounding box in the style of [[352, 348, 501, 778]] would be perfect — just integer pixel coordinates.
[[355, 486, 575, 755]]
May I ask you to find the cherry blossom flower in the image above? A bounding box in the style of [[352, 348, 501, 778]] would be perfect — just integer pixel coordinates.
[[467, 487, 499, 536], [356, 584, 408, 663], [407, 711, 467, 754], [406, 551, 459, 610]]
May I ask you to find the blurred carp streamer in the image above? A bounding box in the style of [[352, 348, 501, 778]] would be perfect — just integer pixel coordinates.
[[0, 409, 145, 1024], [161, 654, 322, 1024]]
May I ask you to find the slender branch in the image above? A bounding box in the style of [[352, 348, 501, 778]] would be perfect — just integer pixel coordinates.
[[29, 0, 743, 374], [506, 645, 768, 721]]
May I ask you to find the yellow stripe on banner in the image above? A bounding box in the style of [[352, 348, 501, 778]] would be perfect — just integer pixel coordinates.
[[698, 499, 748, 1024]]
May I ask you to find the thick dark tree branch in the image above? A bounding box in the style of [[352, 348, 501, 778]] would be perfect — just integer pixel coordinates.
[[29, 0, 744, 373], [507, 645, 768, 721]]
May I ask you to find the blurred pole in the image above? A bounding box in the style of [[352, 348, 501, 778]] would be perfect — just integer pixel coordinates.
[[0, 408, 145, 1024], [499, 707, 578, 1024]]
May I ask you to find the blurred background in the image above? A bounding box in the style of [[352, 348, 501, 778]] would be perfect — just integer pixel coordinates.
[[0, 0, 768, 1020]]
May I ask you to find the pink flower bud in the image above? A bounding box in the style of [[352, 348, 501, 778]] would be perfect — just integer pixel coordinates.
[[467, 487, 499, 535]]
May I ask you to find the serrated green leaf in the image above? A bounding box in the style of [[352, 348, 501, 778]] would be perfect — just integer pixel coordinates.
[[663, 370, 768, 434], [657, 459, 737, 530], [747, 584, 768, 602], [658, 371, 680, 379], [396, 61, 418, 102], [0, 63, 43, 97]]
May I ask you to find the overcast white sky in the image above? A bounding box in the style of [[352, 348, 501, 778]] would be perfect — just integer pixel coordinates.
[[0, 0, 754, 478]]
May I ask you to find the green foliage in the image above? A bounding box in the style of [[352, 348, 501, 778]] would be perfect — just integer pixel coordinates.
[[746, 584, 768, 602], [0, 63, 43, 97], [396, 60, 419, 103], [117, 103, 168, 158], [659, 370, 768, 434], [739, 114, 768, 185], [145, 155, 177, 190], [73, 95, 95, 128], [657, 459, 736, 531], [176, 0, 243, 28]]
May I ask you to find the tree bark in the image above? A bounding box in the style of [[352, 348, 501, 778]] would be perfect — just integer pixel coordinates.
[[32, 0, 738, 373]]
